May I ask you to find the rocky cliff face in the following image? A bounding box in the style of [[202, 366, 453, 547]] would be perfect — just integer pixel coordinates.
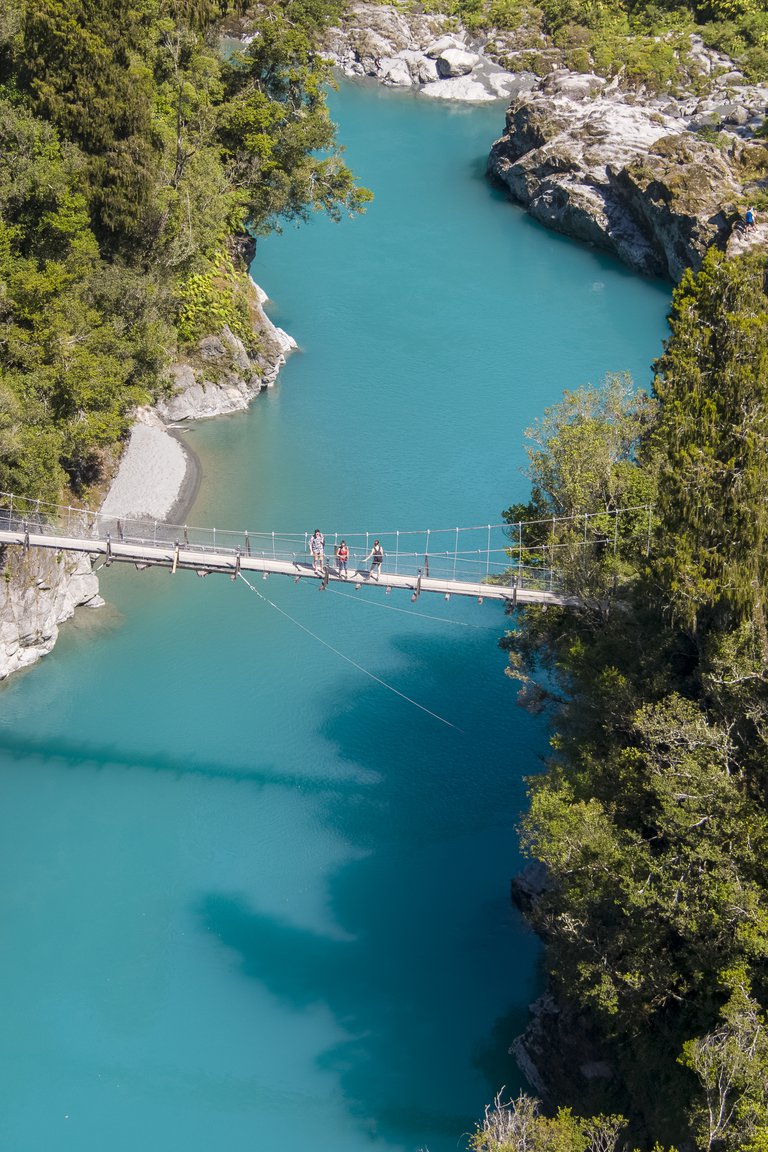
[[329, 5, 767, 279], [490, 80, 743, 278], [0, 544, 103, 682], [157, 283, 296, 423], [488, 68, 766, 279]]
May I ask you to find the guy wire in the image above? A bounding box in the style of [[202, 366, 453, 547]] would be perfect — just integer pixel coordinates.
[[238, 572, 461, 731]]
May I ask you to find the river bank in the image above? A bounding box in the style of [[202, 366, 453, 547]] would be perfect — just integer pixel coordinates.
[[325, 3, 768, 278], [0, 280, 293, 682], [99, 281, 296, 528]]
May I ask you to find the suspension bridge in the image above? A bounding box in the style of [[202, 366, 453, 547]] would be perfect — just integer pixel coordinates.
[[0, 494, 656, 609]]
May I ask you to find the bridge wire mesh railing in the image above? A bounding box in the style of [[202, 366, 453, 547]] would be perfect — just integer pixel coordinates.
[[0, 493, 657, 593]]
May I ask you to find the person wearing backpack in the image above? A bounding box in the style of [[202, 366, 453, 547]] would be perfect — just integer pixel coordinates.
[[363, 540, 384, 580]]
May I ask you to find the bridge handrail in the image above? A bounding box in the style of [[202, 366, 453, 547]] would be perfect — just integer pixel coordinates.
[[0, 490, 659, 597]]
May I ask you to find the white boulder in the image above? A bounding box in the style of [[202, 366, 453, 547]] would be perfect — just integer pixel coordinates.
[[436, 47, 481, 78], [421, 76, 498, 102]]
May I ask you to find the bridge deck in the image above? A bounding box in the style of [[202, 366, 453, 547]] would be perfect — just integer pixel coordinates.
[[0, 529, 573, 607]]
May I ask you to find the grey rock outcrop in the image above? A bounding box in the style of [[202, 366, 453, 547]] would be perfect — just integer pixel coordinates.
[[511, 860, 551, 916], [0, 544, 102, 682], [511, 990, 615, 1101], [156, 287, 296, 423], [436, 48, 481, 78], [488, 84, 750, 279], [323, 1, 531, 102]]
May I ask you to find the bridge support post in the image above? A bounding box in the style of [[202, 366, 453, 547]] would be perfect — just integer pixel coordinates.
[[411, 570, 422, 603], [105, 535, 112, 567], [231, 552, 241, 581], [172, 544, 179, 575]]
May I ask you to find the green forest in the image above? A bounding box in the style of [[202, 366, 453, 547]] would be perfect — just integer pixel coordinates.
[[0, 0, 369, 503], [491, 248, 768, 1151]]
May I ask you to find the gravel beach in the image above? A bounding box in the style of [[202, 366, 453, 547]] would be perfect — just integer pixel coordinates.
[[100, 416, 201, 525]]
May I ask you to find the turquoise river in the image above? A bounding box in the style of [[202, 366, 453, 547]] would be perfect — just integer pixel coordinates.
[[0, 80, 670, 1151]]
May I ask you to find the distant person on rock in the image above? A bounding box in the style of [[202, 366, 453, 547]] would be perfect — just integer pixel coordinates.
[[745, 205, 756, 231], [309, 529, 325, 573], [363, 540, 384, 581]]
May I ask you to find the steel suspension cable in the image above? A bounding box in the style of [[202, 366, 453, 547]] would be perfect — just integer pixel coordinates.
[[237, 573, 461, 730]]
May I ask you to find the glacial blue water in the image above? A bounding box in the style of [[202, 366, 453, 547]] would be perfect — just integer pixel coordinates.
[[0, 80, 670, 1152]]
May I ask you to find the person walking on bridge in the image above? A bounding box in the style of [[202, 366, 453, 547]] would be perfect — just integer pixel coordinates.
[[363, 540, 384, 581], [335, 539, 349, 579], [309, 529, 325, 573]]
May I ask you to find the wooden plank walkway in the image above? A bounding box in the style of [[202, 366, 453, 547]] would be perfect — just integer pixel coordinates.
[[0, 528, 574, 607]]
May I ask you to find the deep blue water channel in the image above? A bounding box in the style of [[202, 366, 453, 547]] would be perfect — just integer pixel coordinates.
[[0, 80, 670, 1151]]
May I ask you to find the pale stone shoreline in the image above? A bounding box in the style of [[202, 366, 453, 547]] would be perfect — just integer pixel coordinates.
[[98, 281, 295, 529]]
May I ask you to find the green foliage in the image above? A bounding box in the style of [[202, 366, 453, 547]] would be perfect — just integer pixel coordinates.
[[217, 4, 372, 231], [502, 374, 657, 597], [470, 1091, 627, 1152], [0, 0, 370, 500], [405, 0, 764, 89], [650, 249, 768, 635], [502, 253, 768, 1151], [699, 10, 768, 82], [681, 968, 768, 1151], [176, 252, 258, 348]]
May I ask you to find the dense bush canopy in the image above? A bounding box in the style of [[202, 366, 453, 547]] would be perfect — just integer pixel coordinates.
[[501, 251, 768, 1151], [0, 0, 370, 499]]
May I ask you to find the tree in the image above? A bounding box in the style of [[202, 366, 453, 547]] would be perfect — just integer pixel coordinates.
[[470, 1091, 628, 1152], [681, 969, 768, 1151], [502, 374, 657, 599], [649, 249, 768, 639]]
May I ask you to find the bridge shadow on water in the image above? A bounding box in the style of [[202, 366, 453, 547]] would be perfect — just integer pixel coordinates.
[[195, 625, 544, 1151], [0, 619, 543, 1150], [0, 728, 362, 794]]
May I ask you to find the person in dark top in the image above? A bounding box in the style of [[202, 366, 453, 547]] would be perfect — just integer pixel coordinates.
[[363, 540, 384, 580]]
